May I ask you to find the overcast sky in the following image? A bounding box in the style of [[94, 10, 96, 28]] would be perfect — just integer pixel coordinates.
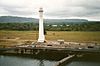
[[0, 0, 100, 20]]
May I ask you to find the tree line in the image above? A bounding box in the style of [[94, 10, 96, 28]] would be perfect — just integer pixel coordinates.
[[0, 22, 100, 31]]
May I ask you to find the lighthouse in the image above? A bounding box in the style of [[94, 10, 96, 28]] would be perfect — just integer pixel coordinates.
[[38, 8, 45, 42]]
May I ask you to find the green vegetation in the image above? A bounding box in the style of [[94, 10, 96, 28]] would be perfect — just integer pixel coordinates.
[[0, 16, 100, 31], [0, 23, 38, 31], [0, 22, 100, 31]]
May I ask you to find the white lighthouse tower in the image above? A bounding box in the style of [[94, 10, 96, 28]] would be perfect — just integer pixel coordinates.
[[38, 8, 45, 42]]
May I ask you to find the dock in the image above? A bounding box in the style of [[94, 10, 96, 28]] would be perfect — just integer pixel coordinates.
[[0, 41, 100, 54]]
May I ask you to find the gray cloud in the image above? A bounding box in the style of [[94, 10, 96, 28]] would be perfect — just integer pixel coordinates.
[[0, 0, 100, 20]]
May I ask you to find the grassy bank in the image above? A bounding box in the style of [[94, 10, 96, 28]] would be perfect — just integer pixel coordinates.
[[0, 30, 100, 46], [46, 31, 100, 43]]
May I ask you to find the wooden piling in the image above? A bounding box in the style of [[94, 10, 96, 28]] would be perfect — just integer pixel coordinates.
[[55, 55, 75, 66]]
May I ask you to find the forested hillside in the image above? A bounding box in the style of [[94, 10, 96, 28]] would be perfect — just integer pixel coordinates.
[[0, 16, 88, 23], [0, 16, 99, 31]]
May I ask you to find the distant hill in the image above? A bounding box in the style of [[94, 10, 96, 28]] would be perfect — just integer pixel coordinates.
[[44, 19, 88, 25], [0, 16, 88, 23], [0, 16, 100, 31], [0, 16, 38, 23]]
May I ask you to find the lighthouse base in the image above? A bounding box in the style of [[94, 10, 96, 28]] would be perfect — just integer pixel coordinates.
[[38, 37, 45, 42], [38, 39, 44, 42]]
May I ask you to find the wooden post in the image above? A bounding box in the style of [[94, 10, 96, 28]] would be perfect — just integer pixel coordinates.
[[55, 55, 75, 66]]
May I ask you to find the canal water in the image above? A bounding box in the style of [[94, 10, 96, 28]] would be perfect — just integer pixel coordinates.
[[67, 54, 100, 66], [0, 54, 100, 66]]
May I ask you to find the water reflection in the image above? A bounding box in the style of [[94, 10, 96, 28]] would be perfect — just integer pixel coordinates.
[[0, 55, 56, 66], [67, 61, 100, 66], [0, 52, 63, 66], [0, 54, 100, 66], [39, 60, 44, 66], [64, 54, 100, 66]]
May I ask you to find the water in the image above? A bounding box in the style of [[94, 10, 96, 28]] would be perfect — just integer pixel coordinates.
[[0, 54, 100, 66], [67, 61, 100, 66], [0, 55, 56, 66], [67, 54, 100, 66]]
